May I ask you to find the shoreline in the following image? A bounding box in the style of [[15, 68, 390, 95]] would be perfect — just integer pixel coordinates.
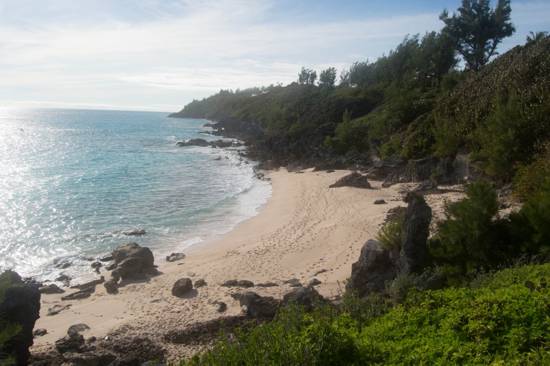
[[32, 168, 462, 361]]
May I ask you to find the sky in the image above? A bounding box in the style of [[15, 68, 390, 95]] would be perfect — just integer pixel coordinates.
[[0, 0, 548, 112]]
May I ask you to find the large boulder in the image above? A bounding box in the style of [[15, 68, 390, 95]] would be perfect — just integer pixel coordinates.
[[176, 138, 210, 147], [0, 270, 41, 365], [346, 240, 397, 297], [171, 278, 193, 297], [282, 286, 327, 311], [110, 243, 156, 281], [399, 193, 432, 274], [237, 292, 280, 319], [329, 172, 372, 189]]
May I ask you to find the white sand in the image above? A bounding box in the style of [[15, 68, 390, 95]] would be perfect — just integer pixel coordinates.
[[32, 169, 463, 360]]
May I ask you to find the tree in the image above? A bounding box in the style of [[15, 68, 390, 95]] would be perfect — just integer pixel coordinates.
[[298, 67, 317, 85], [526, 31, 549, 44], [440, 0, 515, 71], [319, 67, 337, 88]]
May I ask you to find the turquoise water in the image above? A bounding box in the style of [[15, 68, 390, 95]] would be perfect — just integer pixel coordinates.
[[0, 108, 270, 281]]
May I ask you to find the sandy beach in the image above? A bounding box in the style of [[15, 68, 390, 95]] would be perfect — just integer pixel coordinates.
[[32, 168, 462, 360]]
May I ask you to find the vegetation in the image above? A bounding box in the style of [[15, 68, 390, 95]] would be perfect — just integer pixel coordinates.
[[376, 212, 404, 251], [0, 271, 22, 365], [184, 264, 550, 365]]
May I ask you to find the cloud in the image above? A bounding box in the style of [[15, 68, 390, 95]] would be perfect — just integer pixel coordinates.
[[0, 0, 548, 111]]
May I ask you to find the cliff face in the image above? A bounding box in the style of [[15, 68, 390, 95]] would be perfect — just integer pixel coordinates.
[[0, 271, 41, 365]]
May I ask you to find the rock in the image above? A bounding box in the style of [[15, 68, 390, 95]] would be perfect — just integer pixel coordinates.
[[47, 303, 71, 316], [374, 199, 386, 205], [0, 270, 41, 365], [61, 288, 94, 301], [68, 323, 90, 335], [105, 263, 117, 271], [55, 331, 84, 354], [91, 261, 102, 273], [329, 172, 372, 189], [282, 286, 327, 311], [214, 301, 227, 313], [194, 279, 207, 288], [222, 279, 254, 288], [171, 278, 193, 297], [399, 193, 432, 274], [110, 243, 156, 281], [163, 315, 250, 345], [70, 276, 104, 291], [238, 292, 280, 319], [104, 279, 119, 294], [55, 274, 71, 287], [123, 228, 147, 236], [176, 138, 210, 147], [33, 328, 48, 337], [283, 278, 302, 287], [99, 255, 114, 262], [39, 283, 65, 294], [98, 336, 165, 365], [61, 351, 116, 365], [166, 252, 186, 262], [346, 239, 397, 297], [256, 282, 278, 288], [307, 278, 322, 287], [53, 258, 72, 269]]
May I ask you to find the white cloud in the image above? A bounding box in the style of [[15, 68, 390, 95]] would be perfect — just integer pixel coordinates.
[[0, 0, 548, 111]]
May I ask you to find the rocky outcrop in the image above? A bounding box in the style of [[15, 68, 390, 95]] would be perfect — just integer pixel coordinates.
[[176, 138, 242, 148], [399, 193, 432, 274], [110, 243, 156, 281], [222, 279, 254, 288], [330, 172, 373, 189], [39, 284, 65, 294], [237, 292, 280, 319], [166, 252, 186, 262], [122, 228, 146, 236], [172, 278, 193, 297], [282, 286, 327, 311], [0, 270, 41, 365], [346, 239, 398, 297]]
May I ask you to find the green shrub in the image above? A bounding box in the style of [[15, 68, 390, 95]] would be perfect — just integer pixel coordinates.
[[376, 213, 404, 251], [429, 182, 502, 278], [513, 144, 550, 201], [183, 264, 550, 365]]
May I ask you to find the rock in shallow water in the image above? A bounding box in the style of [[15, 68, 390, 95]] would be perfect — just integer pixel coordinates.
[[166, 252, 186, 262]]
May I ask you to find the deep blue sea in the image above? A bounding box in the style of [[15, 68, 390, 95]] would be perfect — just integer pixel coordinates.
[[0, 108, 270, 281]]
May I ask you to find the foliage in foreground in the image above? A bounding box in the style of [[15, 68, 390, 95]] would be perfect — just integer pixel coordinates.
[[184, 264, 550, 365]]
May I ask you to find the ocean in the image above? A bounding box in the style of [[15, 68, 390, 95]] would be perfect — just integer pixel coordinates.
[[0, 108, 270, 282]]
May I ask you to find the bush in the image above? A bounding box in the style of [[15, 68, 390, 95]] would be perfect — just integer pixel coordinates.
[[376, 213, 404, 251], [183, 264, 550, 365], [429, 182, 502, 278], [513, 144, 550, 201]]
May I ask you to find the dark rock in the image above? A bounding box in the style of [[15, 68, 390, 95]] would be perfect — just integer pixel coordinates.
[[91, 261, 102, 273], [399, 193, 432, 274], [61, 287, 94, 301], [98, 336, 165, 365], [222, 279, 254, 288], [68, 323, 90, 335], [176, 138, 210, 147], [329, 172, 372, 189], [39, 284, 65, 294], [110, 243, 156, 281], [99, 255, 114, 262], [283, 278, 302, 287], [47, 303, 71, 316], [61, 351, 117, 365], [171, 278, 193, 297], [214, 301, 227, 313], [307, 278, 322, 287], [194, 279, 207, 288], [104, 279, 119, 294], [53, 258, 72, 269], [55, 274, 71, 287], [346, 239, 397, 297], [282, 286, 326, 311], [70, 276, 104, 291], [256, 282, 278, 288], [374, 199, 386, 205], [0, 270, 41, 365], [165, 252, 186, 262], [123, 228, 146, 236], [55, 330, 84, 354], [238, 292, 280, 319], [105, 263, 117, 271], [33, 329, 47, 337]]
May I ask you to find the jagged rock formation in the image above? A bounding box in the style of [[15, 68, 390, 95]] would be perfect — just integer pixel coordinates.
[[0, 270, 41, 365]]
